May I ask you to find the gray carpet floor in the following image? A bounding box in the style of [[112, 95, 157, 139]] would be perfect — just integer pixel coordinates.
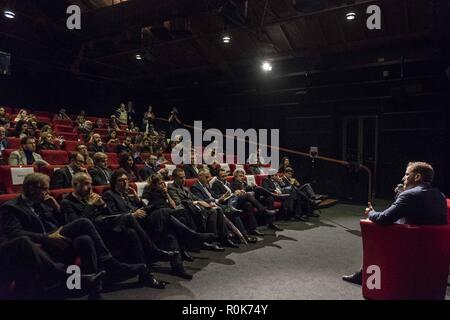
[[95, 200, 450, 300]]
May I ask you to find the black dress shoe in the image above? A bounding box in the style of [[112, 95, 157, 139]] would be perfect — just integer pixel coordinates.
[[249, 229, 265, 236], [171, 267, 193, 280], [139, 271, 166, 289], [156, 249, 179, 261], [308, 212, 320, 218], [223, 238, 239, 248], [81, 270, 106, 290], [102, 258, 146, 282], [195, 232, 217, 243], [201, 242, 225, 251], [342, 270, 362, 285], [294, 215, 308, 222], [243, 235, 258, 243], [268, 223, 284, 231], [181, 250, 194, 262]]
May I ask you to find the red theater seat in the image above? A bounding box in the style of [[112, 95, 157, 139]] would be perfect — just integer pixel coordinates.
[[93, 185, 111, 195], [2, 106, 12, 114], [55, 125, 74, 133], [93, 128, 109, 135], [254, 174, 268, 186], [185, 178, 197, 188], [85, 116, 98, 122], [0, 193, 19, 205], [55, 132, 78, 141], [52, 119, 73, 126], [36, 116, 51, 124], [360, 219, 450, 300], [34, 111, 51, 117], [106, 153, 118, 165], [0, 165, 35, 194], [6, 137, 21, 150], [50, 188, 73, 202], [64, 140, 81, 152], [109, 164, 119, 171], [39, 165, 65, 180], [1, 149, 13, 162], [107, 143, 119, 153], [40, 150, 69, 165]]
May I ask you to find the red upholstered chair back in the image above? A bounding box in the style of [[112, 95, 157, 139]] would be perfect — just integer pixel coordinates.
[[0, 193, 20, 205], [40, 150, 69, 165], [360, 219, 450, 300], [254, 174, 268, 186], [55, 132, 78, 141], [6, 137, 21, 150], [54, 125, 74, 133], [50, 188, 73, 202], [93, 185, 111, 195], [39, 165, 66, 180], [52, 119, 73, 126], [64, 140, 82, 152], [185, 179, 197, 188], [106, 153, 118, 165], [0, 165, 35, 194]]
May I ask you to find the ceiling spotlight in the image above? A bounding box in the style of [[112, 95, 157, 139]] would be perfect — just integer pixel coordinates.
[[222, 34, 231, 44], [3, 10, 15, 19], [346, 12, 356, 20], [135, 54, 142, 60], [261, 61, 272, 72]]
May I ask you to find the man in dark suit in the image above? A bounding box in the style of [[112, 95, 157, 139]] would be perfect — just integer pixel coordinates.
[[138, 154, 167, 182], [168, 168, 224, 251], [343, 161, 448, 285], [89, 152, 113, 186], [190, 169, 240, 248], [116, 136, 133, 154], [230, 168, 284, 232], [0, 173, 147, 299], [50, 152, 87, 189], [60, 172, 167, 288]]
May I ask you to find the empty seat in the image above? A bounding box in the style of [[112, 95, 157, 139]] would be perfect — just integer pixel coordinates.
[[0, 165, 35, 194], [109, 164, 120, 171], [40, 150, 69, 165], [39, 165, 65, 179], [52, 119, 73, 126], [254, 174, 268, 186], [185, 178, 197, 188], [1, 149, 13, 163], [6, 137, 21, 150], [34, 111, 51, 117], [55, 132, 78, 141], [64, 140, 82, 152], [93, 185, 111, 195], [93, 128, 109, 135], [36, 116, 51, 124], [106, 143, 119, 153], [54, 125, 74, 133]]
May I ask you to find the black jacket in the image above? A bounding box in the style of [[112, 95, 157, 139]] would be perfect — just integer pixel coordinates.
[[102, 189, 142, 216], [0, 196, 60, 244], [88, 143, 106, 154], [183, 164, 199, 179], [139, 164, 160, 182], [116, 144, 132, 154], [142, 186, 171, 210], [211, 179, 232, 199], [60, 193, 106, 223], [190, 181, 216, 203], [50, 166, 75, 189], [89, 166, 113, 186], [230, 179, 253, 193]]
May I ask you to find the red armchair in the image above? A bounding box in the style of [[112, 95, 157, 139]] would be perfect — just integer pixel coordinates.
[[360, 219, 450, 300]]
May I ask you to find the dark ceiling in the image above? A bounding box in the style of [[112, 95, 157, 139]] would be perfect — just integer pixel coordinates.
[[0, 0, 448, 86]]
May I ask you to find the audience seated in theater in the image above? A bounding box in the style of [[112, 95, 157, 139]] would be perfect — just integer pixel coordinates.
[[138, 137, 153, 154], [40, 124, 54, 136], [0, 107, 10, 128], [126, 101, 136, 125], [230, 168, 283, 232], [37, 132, 63, 151], [116, 136, 133, 154], [183, 151, 203, 179], [0, 126, 8, 164], [126, 121, 139, 133], [106, 130, 120, 145], [342, 161, 448, 285], [50, 152, 87, 189], [61, 172, 168, 288], [75, 110, 86, 127], [102, 169, 199, 279], [262, 169, 319, 221], [14, 109, 29, 123], [190, 169, 241, 248], [14, 120, 29, 139], [88, 133, 106, 154], [278, 157, 291, 173], [167, 168, 225, 252], [94, 119, 104, 129], [142, 105, 155, 133], [109, 115, 121, 132], [0, 173, 147, 300], [155, 149, 169, 166], [118, 152, 139, 182], [79, 120, 93, 143], [138, 154, 167, 182], [155, 131, 168, 151], [76, 144, 94, 166], [53, 108, 71, 121], [89, 152, 113, 186], [246, 148, 265, 175], [8, 136, 49, 166], [141, 174, 218, 268], [115, 103, 128, 125], [0, 236, 105, 300]]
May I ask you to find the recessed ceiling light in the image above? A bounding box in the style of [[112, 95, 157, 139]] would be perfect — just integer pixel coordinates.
[[346, 12, 356, 20], [4, 10, 15, 19], [222, 34, 231, 44], [135, 54, 142, 60], [261, 61, 272, 72]]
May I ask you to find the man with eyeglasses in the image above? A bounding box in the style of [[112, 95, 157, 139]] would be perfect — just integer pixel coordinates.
[[50, 152, 88, 189], [89, 152, 113, 186]]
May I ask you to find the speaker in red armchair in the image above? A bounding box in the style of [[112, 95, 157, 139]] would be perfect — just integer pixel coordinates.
[[360, 219, 450, 300]]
